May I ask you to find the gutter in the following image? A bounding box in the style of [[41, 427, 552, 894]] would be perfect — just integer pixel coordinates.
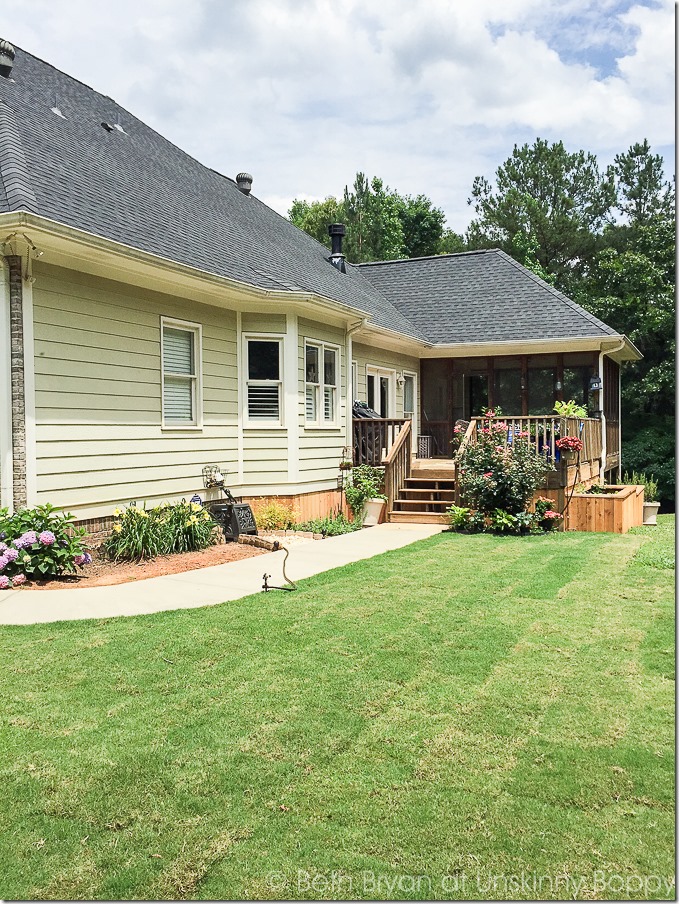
[[0, 210, 374, 326]]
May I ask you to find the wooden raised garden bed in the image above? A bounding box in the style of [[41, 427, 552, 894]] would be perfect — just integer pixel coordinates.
[[564, 484, 645, 534]]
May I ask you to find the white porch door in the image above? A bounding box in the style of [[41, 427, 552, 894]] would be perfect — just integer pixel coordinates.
[[366, 367, 395, 417]]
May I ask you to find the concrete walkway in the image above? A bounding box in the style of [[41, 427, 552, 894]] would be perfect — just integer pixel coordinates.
[[0, 523, 443, 625]]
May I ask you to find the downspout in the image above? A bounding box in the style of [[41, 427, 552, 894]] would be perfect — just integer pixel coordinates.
[[345, 318, 368, 451]]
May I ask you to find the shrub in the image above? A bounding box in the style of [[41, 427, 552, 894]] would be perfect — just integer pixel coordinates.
[[344, 465, 386, 520], [622, 417, 674, 507], [0, 504, 91, 585], [103, 501, 216, 561], [457, 413, 552, 515], [250, 498, 299, 531], [295, 511, 359, 536]]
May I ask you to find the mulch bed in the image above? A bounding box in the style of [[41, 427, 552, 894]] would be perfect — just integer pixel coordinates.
[[22, 542, 268, 590]]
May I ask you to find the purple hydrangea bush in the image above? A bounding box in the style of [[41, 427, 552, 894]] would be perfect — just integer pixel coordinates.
[[0, 504, 91, 588]]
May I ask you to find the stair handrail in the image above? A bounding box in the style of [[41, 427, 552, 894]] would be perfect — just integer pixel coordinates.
[[383, 419, 412, 512], [453, 419, 477, 463]]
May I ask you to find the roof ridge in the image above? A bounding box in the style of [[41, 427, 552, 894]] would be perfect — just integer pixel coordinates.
[[493, 249, 615, 336], [357, 248, 500, 267], [0, 99, 37, 213]]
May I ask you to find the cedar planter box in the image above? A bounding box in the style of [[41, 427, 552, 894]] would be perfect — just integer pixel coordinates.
[[565, 485, 645, 534]]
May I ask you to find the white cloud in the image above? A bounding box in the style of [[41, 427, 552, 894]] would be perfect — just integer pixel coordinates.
[[0, 0, 673, 232]]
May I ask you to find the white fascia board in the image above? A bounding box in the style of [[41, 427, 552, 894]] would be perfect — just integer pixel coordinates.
[[418, 335, 637, 359], [0, 212, 371, 327]]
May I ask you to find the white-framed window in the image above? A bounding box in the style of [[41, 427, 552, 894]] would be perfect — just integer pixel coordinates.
[[161, 317, 202, 428], [352, 360, 358, 403], [305, 340, 339, 426], [244, 335, 283, 425]]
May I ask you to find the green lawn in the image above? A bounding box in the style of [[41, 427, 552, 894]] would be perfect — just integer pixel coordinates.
[[1, 517, 674, 900]]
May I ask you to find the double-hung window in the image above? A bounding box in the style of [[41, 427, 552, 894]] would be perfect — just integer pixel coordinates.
[[305, 341, 339, 425], [246, 337, 283, 424], [161, 318, 201, 427]]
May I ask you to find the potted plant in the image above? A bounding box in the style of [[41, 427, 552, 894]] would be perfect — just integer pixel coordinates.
[[624, 471, 660, 525], [344, 465, 387, 526], [556, 435, 583, 461]]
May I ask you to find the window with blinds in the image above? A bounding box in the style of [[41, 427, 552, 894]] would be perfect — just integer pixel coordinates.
[[162, 321, 200, 426], [304, 341, 338, 425], [246, 338, 282, 423]]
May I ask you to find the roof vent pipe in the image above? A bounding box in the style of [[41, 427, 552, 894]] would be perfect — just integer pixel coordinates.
[[236, 172, 253, 195], [328, 223, 346, 271], [0, 40, 15, 79]]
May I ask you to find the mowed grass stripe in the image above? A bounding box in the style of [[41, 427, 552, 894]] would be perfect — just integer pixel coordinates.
[[0, 521, 674, 900]]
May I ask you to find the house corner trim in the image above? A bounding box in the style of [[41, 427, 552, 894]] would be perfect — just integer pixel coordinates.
[[6, 254, 27, 509]]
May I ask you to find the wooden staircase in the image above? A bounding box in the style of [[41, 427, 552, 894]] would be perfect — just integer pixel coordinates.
[[388, 460, 455, 524]]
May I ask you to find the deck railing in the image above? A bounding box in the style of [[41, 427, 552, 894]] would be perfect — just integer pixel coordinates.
[[453, 415, 603, 490], [352, 418, 408, 466], [383, 420, 412, 512]]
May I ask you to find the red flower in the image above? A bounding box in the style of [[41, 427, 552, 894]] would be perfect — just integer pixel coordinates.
[[556, 436, 584, 452]]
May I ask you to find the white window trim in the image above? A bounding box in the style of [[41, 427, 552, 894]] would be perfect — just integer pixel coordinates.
[[351, 359, 358, 404], [304, 339, 341, 429], [243, 333, 285, 428], [403, 369, 418, 433], [366, 365, 396, 418], [160, 316, 203, 430]]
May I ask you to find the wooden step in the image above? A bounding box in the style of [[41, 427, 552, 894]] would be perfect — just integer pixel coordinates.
[[404, 477, 455, 487], [388, 510, 449, 524], [399, 488, 456, 499], [394, 497, 450, 508]]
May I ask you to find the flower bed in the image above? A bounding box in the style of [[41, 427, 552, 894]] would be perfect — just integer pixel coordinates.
[[0, 504, 92, 589]]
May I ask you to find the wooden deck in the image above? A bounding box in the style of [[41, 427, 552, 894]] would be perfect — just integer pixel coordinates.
[[351, 415, 630, 530]]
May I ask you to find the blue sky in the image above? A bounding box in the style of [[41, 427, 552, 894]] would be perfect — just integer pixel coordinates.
[[0, 0, 673, 232]]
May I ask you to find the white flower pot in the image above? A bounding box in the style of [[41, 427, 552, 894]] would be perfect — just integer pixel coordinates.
[[642, 501, 661, 525], [363, 498, 386, 527]]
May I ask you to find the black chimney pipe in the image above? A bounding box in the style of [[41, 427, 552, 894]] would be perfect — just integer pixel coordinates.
[[328, 223, 346, 270]]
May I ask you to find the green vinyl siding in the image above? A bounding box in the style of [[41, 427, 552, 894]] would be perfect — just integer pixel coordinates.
[[32, 263, 239, 518]]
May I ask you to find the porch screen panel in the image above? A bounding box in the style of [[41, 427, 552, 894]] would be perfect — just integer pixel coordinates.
[[528, 367, 555, 414], [562, 366, 589, 409], [493, 368, 522, 415]]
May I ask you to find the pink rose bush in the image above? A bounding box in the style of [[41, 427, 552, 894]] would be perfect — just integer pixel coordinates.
[[0, 504, 92, 588], [448, 410, 558, 535]]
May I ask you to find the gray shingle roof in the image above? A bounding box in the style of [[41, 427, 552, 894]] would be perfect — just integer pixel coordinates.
[[0, 45, 423, 340], [0, 44, 620, 350], [359, 249, 617, 343]]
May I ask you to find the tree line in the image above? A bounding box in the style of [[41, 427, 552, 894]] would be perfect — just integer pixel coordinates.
[[288, 139, 675, 505]]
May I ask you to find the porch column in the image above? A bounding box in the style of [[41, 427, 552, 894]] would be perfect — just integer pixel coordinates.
[[598, 351, 607, 481]]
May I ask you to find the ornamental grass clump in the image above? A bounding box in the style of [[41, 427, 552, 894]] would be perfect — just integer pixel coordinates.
[[0, 504, 91, 587], [457, 412, 553, 517], [103, 501, 217, 561]]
